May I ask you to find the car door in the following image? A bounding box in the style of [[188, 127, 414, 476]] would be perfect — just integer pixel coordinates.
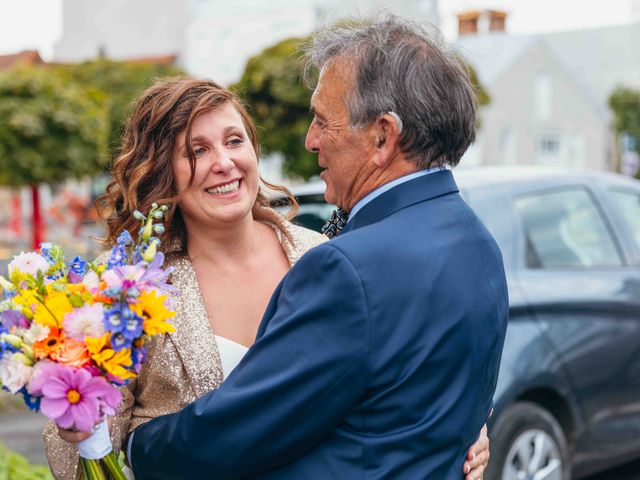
[[513, 184, 640, 457]]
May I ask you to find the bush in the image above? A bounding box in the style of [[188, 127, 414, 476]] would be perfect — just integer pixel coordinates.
[[0, 443, 52, 480]]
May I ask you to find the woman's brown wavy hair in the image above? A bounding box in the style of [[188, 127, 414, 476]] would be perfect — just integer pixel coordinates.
[[96, 76, 298, 252]]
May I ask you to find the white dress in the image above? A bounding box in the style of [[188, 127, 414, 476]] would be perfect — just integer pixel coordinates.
[[214, 335, 250, 380]]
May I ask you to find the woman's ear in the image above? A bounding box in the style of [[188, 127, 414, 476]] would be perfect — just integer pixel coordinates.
[[371, 112, 403, 168]]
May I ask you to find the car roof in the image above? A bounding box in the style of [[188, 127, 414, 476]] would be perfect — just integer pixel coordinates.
[[277, 166, 640, 199]]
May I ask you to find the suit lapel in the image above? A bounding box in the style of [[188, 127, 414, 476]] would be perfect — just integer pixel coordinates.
[[341, 170, 459, 235]]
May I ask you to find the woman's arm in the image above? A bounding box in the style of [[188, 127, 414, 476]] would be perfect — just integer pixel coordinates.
[[464, 423, 489, 480], [43, 379, 137, 480]]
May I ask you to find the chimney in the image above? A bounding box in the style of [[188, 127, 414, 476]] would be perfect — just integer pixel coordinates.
[[487, 10, 507, 32], [457, 10, 481, 36], [457, 9, 507, 36]]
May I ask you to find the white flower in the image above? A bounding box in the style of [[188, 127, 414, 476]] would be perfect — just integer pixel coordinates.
[[0, 353, 33, 394], [82, 270, 100, 293], [8, 252, 50, 278], [22, 323, 50, 345], [63, 303, 105, 340]]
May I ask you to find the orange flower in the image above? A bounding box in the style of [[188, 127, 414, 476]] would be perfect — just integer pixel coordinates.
[[33, 326, 63, 359], [51, 337, 90, 368]]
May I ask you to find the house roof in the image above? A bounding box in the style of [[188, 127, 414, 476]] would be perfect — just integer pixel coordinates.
[[455, 23, 640, 113], [0, 50, 44, 71]]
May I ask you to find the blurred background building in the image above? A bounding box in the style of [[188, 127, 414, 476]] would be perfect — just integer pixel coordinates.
[[53, 0, 439, 85]]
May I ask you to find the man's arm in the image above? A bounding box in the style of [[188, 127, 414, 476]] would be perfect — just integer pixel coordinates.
[[131, 244, 370, 479]]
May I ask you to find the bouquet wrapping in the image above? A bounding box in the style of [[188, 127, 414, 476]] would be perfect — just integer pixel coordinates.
[[0, 204, 176, 479]]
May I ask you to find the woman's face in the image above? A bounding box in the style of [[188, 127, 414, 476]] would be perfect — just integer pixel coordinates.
[[172, 103, 260, 230]]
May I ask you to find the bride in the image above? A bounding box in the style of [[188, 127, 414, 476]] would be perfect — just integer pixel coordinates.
[[43, 77, 489, 480]]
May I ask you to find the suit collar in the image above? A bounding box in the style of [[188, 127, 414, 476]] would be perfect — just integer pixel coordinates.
[[341, 169, 458, 234]]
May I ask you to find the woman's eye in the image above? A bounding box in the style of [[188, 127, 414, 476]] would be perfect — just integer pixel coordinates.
[[228, 137, 243, 147], [193, 147, 206, 157]]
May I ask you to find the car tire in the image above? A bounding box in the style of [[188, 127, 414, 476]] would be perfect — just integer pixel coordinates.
[[486, 401, 571, 480]]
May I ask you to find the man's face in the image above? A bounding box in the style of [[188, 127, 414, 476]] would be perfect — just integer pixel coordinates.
[[305, 59, 376, 210]]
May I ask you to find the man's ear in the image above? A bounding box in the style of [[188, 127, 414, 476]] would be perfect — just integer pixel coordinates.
[[371, 113, 402, 168]]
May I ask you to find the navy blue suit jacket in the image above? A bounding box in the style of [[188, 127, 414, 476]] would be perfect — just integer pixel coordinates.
[[131, 170, 508, 479]]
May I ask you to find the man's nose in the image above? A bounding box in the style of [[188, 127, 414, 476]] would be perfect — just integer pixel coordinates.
[[305, 122, 320, 153]]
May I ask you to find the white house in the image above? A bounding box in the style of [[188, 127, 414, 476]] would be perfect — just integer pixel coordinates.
[[456, 12, 640, 171]]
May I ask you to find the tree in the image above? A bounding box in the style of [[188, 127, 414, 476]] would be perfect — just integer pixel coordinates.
[[234, 37, 317, 180], [234, 36, 491, 180], [0, 65, 109, 248], [56, 60, 184, 156], [609, 87, 640, 176]]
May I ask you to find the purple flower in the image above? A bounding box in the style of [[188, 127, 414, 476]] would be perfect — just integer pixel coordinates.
[[40, 365, 122, 431], [1, 310, 29, 330]]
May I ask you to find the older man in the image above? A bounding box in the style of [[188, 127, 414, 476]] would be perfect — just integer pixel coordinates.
[[129, 15, 508, 479]]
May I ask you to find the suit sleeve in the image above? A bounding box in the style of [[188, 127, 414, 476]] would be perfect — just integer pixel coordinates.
[[131, 244, 370, 479]]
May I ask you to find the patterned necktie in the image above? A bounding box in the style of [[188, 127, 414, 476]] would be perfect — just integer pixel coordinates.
[[321, 207, 349, 239]]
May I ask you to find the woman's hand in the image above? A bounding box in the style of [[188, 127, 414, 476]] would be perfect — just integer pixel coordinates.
[[57, 417, 113, 444], [463, 423, 490, 480]]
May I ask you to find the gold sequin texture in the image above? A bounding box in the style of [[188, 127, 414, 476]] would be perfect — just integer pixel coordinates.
[[43, 210, 327, 479]]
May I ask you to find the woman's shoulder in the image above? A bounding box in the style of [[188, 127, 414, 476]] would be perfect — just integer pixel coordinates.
[[285, 222, 327, 253]]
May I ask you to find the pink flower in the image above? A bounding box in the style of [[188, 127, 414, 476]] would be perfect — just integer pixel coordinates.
[[8, 252, 50, 278], [63, 303, 105, 341], [40, 365, 122, 431]]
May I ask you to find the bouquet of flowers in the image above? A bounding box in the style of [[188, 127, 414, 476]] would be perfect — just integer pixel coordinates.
[[0, 204, 175, 480]]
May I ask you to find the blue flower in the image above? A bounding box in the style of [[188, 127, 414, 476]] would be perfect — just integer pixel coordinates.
[[40, 242, 56, 265], [107, 245, 127, 269], [110, 332, 132, 351], [122, 308, 143, 340], [104, 304, 124, 333], [132, 345, 148, 373], [20, 387, 41, 412], [117, 231, 134, 246], [69, 256, 87, 275]]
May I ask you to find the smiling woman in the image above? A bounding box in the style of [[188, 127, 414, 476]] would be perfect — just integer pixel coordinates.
[[41, 76, 328, 479]]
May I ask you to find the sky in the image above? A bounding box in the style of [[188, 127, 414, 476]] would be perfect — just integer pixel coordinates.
[[0, 0, 638, 60]]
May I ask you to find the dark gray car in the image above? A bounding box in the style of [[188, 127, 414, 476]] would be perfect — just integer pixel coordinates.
[[277, 166, 640, 480]]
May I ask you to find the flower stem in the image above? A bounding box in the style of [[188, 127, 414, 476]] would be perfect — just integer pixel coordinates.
[[101, 451, 128, 480], [80, 457, 107, 480]]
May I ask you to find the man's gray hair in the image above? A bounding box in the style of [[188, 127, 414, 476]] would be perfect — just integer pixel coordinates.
[[303, 14, 477, 169]]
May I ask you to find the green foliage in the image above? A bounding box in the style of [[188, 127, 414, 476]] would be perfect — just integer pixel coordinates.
[[610, 87, 640, 158], [56, 60, 184, 156], [0, 65, 109, 186], [234, 37, 316, 180], [0, 443, 52, 480], [234, 37, 491, 180]]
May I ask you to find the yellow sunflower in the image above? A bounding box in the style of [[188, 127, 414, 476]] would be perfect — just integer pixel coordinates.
[[86, 333, 136, 381], [130, 291, 176, 335], [32, 285, 73, 328]]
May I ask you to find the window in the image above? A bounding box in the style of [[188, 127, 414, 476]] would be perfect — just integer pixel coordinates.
[[610, 190, 640, 251], [535, 73, 552, 121], [536, 134, 562, 165], [516, 189, 622, 268]]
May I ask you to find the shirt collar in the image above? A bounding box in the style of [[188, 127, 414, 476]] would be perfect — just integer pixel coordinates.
[[347, 167, 443, 223]]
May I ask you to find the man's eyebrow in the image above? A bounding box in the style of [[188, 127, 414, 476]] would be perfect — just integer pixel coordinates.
[[309, 106, 325, 119]]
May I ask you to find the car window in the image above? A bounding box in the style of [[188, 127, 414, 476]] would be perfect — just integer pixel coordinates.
[[609, 189, 640, 251], [515, 188, 622, 268]]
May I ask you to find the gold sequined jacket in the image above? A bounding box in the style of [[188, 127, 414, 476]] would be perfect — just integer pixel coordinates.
[[43, 212, 326, 479]]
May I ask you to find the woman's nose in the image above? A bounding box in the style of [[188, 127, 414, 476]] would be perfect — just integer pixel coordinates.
[[210, 149, 235, 173]]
